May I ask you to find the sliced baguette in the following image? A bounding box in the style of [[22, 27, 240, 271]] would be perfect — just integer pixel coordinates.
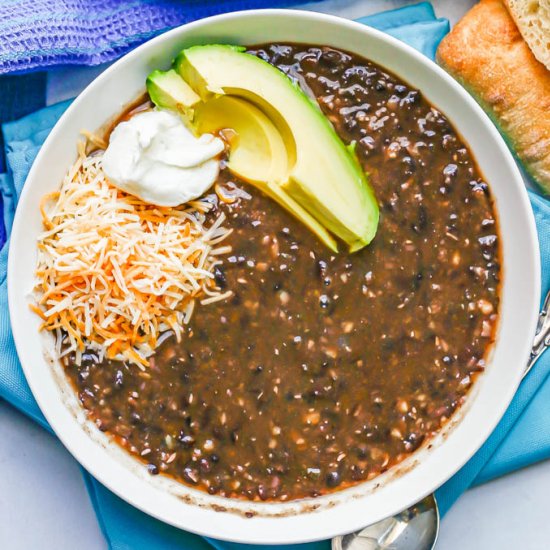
[[436, 0, 550, 193], [504, 0, 550, 70]]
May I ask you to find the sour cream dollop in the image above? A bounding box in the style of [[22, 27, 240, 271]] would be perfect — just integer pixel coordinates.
[[102, 110, 224, 206]]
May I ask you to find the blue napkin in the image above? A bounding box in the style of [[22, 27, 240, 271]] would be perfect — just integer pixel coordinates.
[[1, 3, 549, 548]]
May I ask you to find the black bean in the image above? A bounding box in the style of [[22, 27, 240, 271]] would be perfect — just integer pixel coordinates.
[[326, 471, 341, 487], [257, 485, 270, 501], [402, 155, 416, 173], [77, 370, 90, 383], [343, 65, 371, 79], [443, 163, 458, 178], [214, 266, 227, 289], [96, 419, 108, 432], [400, 90, 418, 106], [319, 48, 344, 68], [199, 458, 211, 473], [470, 180, 489, 194], [183, 465, 200, 484], [355, 444, 369, 459], [178, 433, 195, 447], [404, 433, 425, 452], [147, 464, 159, 475], [344, 118, 358, 132], [394, 84, 407, 95], [317, 260, 328, 278], [279, 227, 291, 238], [114, 369, 124, 387], [269, 44, 293, 63], [478, 235, 497, 247], [442, 134, 456, 150], [411, 271, 424, 291]]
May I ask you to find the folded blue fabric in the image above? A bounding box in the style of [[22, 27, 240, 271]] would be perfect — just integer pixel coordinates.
[[0, 72, 48, 175], [1, 3, 549, 549]]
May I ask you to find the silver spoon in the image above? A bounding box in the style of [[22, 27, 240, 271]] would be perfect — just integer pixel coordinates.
[[333, 290, 550, 550], [332, 494, 439, 550]]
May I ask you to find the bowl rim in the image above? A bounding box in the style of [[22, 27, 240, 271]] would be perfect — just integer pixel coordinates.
[[7, 8, 541, 545]]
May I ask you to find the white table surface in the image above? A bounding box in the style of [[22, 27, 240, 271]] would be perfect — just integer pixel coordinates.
[[2, 1, 550, 548]]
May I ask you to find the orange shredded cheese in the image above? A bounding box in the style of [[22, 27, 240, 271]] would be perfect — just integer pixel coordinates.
[[34, 148, 232, 367]]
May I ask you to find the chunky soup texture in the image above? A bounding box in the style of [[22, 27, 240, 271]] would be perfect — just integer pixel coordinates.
[[64, 44, 501, 501]]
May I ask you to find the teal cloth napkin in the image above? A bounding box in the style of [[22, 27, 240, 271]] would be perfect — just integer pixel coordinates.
[[1, 3, 549, 548]]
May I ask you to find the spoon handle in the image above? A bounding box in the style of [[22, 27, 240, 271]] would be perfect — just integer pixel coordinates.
[[524, 289, 550, 378]]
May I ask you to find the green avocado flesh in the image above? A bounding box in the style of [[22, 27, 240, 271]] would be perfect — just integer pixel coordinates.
[[146, 69, 200, 113], [148, 44, 379, 251], [193, 96, 339, 252]]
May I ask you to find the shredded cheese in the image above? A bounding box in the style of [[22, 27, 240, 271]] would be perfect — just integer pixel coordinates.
[[34, 146, 232, 367]]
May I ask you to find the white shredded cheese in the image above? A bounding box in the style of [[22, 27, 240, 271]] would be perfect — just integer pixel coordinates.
[[33, 148, 232, 367]]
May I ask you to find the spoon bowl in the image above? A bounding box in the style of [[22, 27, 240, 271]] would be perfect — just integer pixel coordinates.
[[332, 495, 439, 550]]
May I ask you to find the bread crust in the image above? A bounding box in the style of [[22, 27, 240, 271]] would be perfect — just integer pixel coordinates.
[[436, 0, 550, 192]]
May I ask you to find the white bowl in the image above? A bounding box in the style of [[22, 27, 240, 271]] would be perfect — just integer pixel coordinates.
[[8, 9, 540, 545]]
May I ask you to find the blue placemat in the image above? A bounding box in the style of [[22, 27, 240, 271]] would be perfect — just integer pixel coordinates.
[[1, 3, 550, 549]]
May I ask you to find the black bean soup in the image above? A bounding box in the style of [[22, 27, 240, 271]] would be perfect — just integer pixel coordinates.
[[63, 44, 501, 502]]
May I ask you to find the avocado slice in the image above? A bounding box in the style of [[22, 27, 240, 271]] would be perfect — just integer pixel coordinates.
[[174, 44, 379, 251], [194, 95, 288, 185], [194, 96, 338, 251], [147, 70, 338, 251], [146, 69, 201, 122]]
